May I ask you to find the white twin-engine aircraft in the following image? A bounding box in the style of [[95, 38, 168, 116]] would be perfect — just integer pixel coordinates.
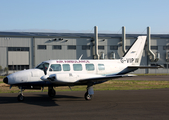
[[3, 36, 160, 101]]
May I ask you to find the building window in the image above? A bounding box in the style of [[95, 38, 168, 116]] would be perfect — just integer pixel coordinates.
[[8, 65, 29, 70], [98, 46, 104, 50], [68, 45, 76, 50], [126, 46, 130, 50], [8, 47, 29, 51], [110, 45, 118, 50], [163, 46, 169, 50], [164, 64, 169, 69], [38, 45, 46, 50], [151, 46, 158, 50], [53, 45, 62, 50], [82, 45, 90, 50]]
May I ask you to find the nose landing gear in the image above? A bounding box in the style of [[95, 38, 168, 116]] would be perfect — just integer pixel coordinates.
[[18, 93, 24, 101], [17, 87, 24, 101]]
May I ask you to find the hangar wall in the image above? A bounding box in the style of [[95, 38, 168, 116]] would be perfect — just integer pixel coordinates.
[[0, 27, 169, 74], [0, 37, 32, 73], [34, 37, 94, 67]]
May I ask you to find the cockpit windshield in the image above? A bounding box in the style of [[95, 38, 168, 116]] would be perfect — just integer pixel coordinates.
[[35, 62, 49, 70]]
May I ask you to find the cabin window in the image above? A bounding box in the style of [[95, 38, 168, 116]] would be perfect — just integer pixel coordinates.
[[85, 64, 95, 71], [98, 64, 105, 70], [73, 64, 82, 71], [36, 62, 49, 70], [62, 64, 70, 71], [49, 64, 61, 71]]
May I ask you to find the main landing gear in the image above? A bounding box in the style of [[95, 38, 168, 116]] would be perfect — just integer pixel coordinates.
[[84, 85, 94, 100], [17, 87, 24, 101], [84, 91, 92, 100], [48, 86, 56, 97]]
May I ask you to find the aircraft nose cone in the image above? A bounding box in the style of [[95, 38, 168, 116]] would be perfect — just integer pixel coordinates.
[[3, 77, 8, 84]]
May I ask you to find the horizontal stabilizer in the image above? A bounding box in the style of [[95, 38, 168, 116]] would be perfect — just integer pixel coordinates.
[[128, 65, 163, 69]]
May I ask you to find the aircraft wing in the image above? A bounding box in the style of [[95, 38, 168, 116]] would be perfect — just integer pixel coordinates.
[[41, 73, 136, 85], [77, 74, 135, 85]]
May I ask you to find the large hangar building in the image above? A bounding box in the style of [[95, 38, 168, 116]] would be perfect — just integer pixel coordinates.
[[0, 26, 169, 74]]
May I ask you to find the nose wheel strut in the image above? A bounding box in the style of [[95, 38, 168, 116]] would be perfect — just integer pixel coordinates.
[[17, 87, 25, 101]]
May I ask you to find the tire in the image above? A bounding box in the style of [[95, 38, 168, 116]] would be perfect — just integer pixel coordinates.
[[17, 94, 24, 101], [84, 92, 92, 100], [48, 89, 56, 97]]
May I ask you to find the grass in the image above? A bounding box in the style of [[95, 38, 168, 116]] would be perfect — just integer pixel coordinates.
[[136, 73, 169, 76], [0, 76, 5, 79], [1, 80, 169, 93], [1, 74, 169, 93], [95, 80, 169, 90]]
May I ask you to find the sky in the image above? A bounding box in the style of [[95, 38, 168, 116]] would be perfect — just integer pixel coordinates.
[[0, 0, 169, 34]]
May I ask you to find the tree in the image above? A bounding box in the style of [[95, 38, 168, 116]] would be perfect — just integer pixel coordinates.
[[4, 67, 8, 75]]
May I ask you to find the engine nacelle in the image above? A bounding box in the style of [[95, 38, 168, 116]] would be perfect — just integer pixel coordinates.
[[50, 73, 78, 83], [40, 75, 49, 81]]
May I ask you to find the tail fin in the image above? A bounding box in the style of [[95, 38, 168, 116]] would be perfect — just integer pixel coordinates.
[[121, 36, 147, 66]]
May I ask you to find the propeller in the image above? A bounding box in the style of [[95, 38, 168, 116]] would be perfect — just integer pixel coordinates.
[[41, 64, 56, 81], [40, 64, 56, 82], [40, 64, 48, 81]]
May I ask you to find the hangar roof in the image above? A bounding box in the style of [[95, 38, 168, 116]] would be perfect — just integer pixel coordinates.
[[0, 31, 169, 38]]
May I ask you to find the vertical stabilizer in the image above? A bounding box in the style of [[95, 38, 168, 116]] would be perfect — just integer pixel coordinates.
[[121, 36, 147, 66]]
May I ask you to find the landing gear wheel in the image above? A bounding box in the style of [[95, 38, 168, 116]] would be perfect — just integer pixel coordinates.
[[84, 92, 92, 100], [17, 94, 24, 101], [48, 89, 56, 97]]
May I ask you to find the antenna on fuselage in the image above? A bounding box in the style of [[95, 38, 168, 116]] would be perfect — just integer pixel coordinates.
[[79, 54, 83, 60]]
